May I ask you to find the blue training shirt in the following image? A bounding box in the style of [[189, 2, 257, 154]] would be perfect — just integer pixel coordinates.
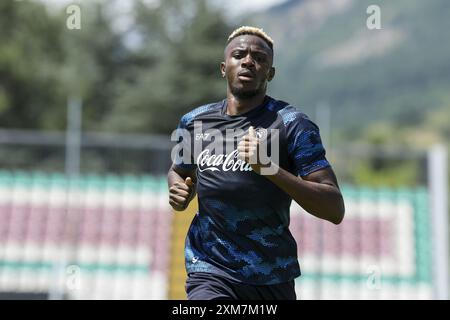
[[173, 95, 330, 285]]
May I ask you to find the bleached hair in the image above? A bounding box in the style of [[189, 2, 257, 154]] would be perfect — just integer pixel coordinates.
[[227, 26, 274, 50]]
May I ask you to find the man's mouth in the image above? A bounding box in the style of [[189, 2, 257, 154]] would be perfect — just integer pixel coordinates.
[[238, 70, 255, 81]]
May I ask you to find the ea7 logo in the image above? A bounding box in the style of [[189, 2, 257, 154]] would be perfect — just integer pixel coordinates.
[[195, 133, 210, 140]]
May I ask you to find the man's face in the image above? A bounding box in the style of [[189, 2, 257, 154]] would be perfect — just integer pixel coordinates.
[[221, 35, 275, 99]]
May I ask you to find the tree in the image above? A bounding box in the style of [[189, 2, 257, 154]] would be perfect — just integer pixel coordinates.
[[101, 0, 232, 134], [0, 1, 65, 129]]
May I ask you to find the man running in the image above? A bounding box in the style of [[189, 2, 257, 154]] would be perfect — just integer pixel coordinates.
[[168, 26, 345, 300]]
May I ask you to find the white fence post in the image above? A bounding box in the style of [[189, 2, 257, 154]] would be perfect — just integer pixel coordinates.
[[428, 144, 449, 300]]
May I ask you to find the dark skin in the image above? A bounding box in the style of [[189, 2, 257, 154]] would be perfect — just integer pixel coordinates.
[[168, 166, 196, 212], [220, 35, 275, 115], [168, 34, 345, 224]]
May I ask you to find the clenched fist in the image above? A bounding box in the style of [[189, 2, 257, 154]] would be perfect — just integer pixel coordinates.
[[169, 177, 196, 211], [238, 126, 277, 175], [237, 126, 265, 173]]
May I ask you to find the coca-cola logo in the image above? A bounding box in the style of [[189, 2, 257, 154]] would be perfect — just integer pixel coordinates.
[[197, 149, 252, 172], [171, 121, 281, 175]]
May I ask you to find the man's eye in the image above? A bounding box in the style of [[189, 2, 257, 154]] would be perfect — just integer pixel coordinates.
[[233, 53, 243, 59], [255, 56, 266, 63]]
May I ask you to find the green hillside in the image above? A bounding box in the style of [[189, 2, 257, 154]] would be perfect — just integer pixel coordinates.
[[249, 0, 450, 143]]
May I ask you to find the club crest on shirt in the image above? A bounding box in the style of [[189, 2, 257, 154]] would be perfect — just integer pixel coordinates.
[[254, 127, 267, 139]]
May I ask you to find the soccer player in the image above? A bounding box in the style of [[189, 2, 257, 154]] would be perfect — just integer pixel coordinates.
[[167, 26, 345, 300]]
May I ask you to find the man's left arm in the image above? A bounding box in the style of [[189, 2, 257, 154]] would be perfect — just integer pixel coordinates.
[[238, 126, 345, 224], [265, 165, 345, 225]]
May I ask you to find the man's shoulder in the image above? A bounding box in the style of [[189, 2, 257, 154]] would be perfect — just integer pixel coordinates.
[[268, 97, 312, 127], [179, 100, 223, 127]]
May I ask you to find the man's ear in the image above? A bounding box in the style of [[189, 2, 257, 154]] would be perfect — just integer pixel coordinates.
[[220, 62, 226, 78], [268, 67, 275, 82]]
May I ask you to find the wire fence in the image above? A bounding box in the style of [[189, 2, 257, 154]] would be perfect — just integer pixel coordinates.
[[0, 129, 173, 175]]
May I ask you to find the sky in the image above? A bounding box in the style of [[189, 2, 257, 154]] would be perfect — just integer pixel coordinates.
[[39, 0, 287, 17], [210, 0, 287, 16], [37, 0, 288, 45], [36, 0, 288, 49]]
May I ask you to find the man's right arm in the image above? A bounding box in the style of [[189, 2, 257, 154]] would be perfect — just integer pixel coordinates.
[[167, 164, 197, 211]]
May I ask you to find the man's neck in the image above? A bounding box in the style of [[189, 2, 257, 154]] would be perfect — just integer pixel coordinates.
[[226, 91, 267, 116]]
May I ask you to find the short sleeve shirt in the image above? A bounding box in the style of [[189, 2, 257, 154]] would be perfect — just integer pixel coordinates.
[[173, 95, 330, 285]]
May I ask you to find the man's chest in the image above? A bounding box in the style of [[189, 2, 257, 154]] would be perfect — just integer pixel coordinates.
[[189, 115, 287, 174]]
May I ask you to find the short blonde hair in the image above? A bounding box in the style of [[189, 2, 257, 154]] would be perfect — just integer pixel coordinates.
[[227, 26, 274, 50]]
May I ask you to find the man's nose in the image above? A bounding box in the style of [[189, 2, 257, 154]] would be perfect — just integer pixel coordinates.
[[241, 54, 255, 67]]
